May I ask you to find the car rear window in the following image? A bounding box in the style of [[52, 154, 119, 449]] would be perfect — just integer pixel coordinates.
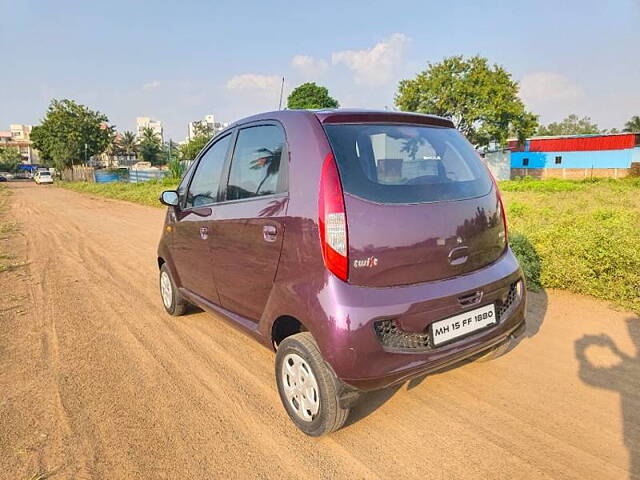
[[324, 124, 492, 204]]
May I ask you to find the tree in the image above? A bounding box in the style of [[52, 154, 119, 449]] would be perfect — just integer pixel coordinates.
[[0, 146, 22, 171], [287, 82, 339, 110], [120, 130, 137, 156], [30, 99, 114, 170], [537, 114, 600, 136], [180, 136, 209, 162], [192, 122, 214, 138], [162, 140, 184, 179], [394, 55, 538, 147], [180, 122, 217, 163], [137, 127, 163, 165], [623, 115, 640, 133]]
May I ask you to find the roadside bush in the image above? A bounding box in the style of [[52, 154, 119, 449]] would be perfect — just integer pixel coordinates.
[[509, 232, 541, 291]]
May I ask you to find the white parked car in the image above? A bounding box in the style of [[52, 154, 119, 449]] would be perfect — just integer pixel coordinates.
[[34, 170, 54, 184], [0, 172, 14, 180]]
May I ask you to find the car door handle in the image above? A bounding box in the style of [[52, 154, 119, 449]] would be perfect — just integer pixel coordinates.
[[200, 226, 209, 240], [263, 225, 277, 242]]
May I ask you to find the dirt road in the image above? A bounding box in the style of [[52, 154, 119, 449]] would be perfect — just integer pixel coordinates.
[[1, 182, 638, 479]]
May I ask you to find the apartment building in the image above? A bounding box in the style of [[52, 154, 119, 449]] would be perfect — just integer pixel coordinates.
[[136, 117, 163, 142], [0, 124, 39, 164], [187, 114, 228, 141]]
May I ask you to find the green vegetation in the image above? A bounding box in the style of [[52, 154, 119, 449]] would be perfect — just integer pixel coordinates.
[[502, 177, 640, 313], [537, 114, 601, 136], [0, 146, 22, 172], [395, 55, 538, 146], [624, 115, 640, 133], [287, 82, 340, 110], [30, 99, 114, 169], [59, 179, 178, 208], [137, 126, 163, 165]]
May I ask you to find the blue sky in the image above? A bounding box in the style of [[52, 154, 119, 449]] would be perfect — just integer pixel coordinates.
[[1, 0, 639, 140]]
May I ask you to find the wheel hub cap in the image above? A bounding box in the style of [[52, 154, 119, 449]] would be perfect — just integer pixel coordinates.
[[281, 353, 320, 422], [160, 271, 172, 308]]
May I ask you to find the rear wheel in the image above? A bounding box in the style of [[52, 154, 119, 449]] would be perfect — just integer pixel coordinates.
[[275, 332, 349, 436], [159, 264, 187, 316]]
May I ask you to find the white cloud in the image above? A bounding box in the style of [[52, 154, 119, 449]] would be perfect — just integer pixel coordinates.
[[331, 33, 409, 86], [519, 72, 584, 105], [142, 80, 161, 91], [291, 55, 329, 78], [225, 74, 283, 100]]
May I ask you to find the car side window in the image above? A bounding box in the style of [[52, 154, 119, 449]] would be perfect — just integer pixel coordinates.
[[177, 160, 197, 199], [186, 134, 232, 208], [226, 125, 285, 201]]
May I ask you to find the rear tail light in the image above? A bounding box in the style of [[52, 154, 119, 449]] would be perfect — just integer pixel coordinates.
[[485, 166, 508, 245], [318, 152, 348, 281], [496, 183, 508, 244]]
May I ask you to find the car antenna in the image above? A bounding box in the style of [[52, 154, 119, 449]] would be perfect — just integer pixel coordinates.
[[278, 76, 285, 110]]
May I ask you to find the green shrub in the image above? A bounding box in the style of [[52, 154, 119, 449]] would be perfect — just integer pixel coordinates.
[[506, 201, 528, 218], [509, 232, 541, 291]]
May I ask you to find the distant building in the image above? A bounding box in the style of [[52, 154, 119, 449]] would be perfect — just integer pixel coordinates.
[[136, 117, 163, 142], [187, 114, 228, 141], [0, 124, 39, 164], [508, 133, 640, 179]]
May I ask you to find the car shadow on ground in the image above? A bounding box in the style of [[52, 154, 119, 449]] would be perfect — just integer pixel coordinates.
[[344, 288, 549, 428], [575, 317, 640, 480]]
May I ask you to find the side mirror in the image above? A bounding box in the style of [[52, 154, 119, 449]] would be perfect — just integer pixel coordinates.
[[160, 190, 180, 207]]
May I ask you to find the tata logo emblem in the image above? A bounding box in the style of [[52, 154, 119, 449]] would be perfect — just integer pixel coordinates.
[[353, 256, 379, 268]]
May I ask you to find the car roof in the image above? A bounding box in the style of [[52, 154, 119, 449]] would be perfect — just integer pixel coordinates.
[[226, 109, 454, 130]]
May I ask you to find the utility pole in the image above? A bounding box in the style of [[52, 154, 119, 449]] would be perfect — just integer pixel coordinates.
[[278, 77, 285, 110], [84, 143, 88, 166]]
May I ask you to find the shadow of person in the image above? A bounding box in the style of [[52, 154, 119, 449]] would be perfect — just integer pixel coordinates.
[[575, 319, 640, 479]]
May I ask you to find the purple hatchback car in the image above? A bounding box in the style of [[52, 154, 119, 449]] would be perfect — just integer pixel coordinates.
[[157, 109, 526, 436]]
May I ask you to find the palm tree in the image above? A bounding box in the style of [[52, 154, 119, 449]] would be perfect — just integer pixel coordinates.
[[623, 116, 640, 133], [137, 127, 162, 165], [104, 133, 124, 167], [121, 131, 137, 154]]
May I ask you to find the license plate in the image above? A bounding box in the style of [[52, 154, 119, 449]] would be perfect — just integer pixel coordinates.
[[431, 303, 496, 347]]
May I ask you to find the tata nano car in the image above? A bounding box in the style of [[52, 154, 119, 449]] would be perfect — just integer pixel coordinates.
[[157, 110, 526, 436]]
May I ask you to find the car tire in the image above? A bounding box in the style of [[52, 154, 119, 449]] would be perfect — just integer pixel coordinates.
[[275, 332, 350, 436], [159, 263, 187, 316]]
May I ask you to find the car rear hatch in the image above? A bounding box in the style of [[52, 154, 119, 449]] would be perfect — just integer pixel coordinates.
[[321, 113, 506, 288]]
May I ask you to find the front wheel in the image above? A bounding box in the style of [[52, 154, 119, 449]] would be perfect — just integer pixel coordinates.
[[275, 332, 350, 436], [159, 264, 187, 316]]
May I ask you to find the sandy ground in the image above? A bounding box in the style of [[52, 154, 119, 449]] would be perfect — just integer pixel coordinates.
[[0, 181, 638, 480]]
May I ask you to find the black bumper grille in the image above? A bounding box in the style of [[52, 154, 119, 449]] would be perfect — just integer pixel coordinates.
[[373, 281, 521, 353]]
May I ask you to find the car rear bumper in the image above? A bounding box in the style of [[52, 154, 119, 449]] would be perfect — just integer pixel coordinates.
[[313, 248, 526, 391], [341, 303, 525, 391]]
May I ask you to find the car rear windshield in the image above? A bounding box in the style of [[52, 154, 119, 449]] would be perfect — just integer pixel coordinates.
[[40, 172, 51, 176], [324, 124, 492, 204]]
